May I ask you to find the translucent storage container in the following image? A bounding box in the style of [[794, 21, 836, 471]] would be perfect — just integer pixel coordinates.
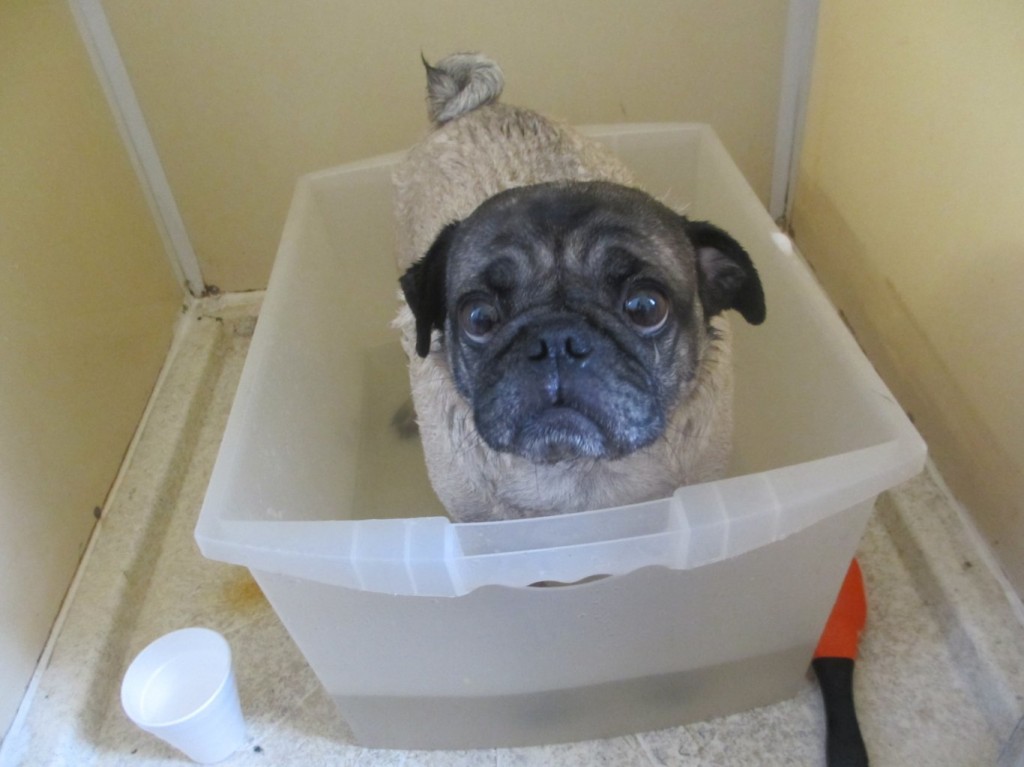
[[196, 124, 926, 749]]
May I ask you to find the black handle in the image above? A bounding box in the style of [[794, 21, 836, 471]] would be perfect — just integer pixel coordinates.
[[813, 657, 869, 767]]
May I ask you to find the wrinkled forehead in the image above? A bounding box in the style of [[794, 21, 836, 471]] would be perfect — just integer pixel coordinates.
[[447, 182, 697, 292]]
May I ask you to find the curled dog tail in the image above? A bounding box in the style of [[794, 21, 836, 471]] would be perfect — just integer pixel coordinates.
[[423, 53, 504, 126]]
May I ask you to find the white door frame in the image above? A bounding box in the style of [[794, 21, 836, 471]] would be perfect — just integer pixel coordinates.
[[770, 0, 822, 224], [68, 0, 206, 297]]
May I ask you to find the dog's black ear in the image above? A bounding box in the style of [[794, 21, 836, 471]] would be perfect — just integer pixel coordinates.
[[683, 219, 766, 325], [400, 222, 458, 357]]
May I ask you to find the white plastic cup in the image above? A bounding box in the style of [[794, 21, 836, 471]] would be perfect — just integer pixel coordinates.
[[121, 627, 246, 763]]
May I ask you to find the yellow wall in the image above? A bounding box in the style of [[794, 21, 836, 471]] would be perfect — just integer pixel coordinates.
[[100, 0, 789, 291], [793, 1, 1024, 592], [0, 0, 181, 737]]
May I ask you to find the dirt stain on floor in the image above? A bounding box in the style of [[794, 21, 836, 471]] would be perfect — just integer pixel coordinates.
[[223, 569, 268, 613]]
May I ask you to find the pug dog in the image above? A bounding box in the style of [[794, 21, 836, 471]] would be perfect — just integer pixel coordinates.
[[393, 54, 765, 522]]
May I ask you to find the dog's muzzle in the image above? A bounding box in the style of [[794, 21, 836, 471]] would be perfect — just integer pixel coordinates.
[[471, 316, 666, 463]]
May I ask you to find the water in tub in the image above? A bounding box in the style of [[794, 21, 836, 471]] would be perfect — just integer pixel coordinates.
[[350, 340, 447, 519]]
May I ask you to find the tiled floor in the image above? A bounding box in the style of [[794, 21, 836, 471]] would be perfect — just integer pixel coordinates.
[[2, 294, 1022, 766]]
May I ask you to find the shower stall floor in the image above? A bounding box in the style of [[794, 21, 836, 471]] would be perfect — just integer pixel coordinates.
[[2, 293, 1022, 766]]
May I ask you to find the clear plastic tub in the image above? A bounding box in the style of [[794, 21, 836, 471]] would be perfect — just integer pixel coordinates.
[[196, 124, 926, 749]]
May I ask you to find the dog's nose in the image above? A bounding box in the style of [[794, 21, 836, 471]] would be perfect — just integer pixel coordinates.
[[526, 325, 593, 362]]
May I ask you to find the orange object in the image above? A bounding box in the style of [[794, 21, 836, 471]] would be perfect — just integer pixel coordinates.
[[814, 558, 867, 660], [813, 558, 870, 766]]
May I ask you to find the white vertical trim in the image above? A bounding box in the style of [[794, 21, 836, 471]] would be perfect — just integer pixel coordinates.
[[769, 0, 822, 224], [68, 0, 206, 297]]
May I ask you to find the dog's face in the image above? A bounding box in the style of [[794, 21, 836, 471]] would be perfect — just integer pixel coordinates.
[[400, 181, 764, 464]]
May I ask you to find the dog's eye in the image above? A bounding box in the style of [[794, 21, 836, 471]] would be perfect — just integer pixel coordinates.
[[623, 285, 670, 334], [458, 298, 500, 343]]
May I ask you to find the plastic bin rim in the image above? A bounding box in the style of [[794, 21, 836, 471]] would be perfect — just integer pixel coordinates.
[[195, 435, 926, 596]]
